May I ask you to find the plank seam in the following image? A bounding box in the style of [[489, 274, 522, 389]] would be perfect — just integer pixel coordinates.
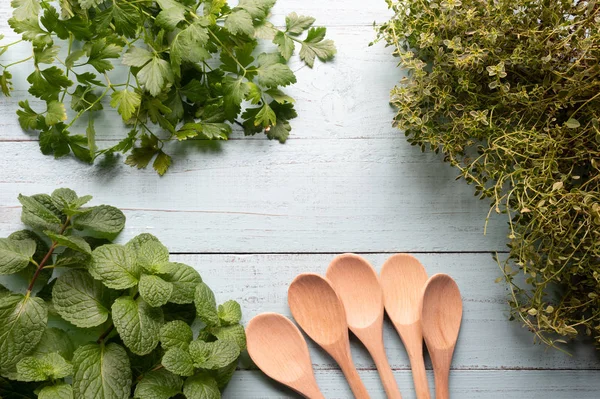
[[167, 251, 510, 255]]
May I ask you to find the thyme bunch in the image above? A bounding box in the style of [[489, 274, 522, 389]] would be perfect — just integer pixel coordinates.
[[376, 0, 600, 349]]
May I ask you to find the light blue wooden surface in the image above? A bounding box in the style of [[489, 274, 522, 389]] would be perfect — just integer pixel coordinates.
[[1, 0, 599, 397]]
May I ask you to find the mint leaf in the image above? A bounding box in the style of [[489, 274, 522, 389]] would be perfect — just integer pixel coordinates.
[[126, 233, 160, 254], [18, 194, 64, 232], [52, 270, 115, 328], [0, 238, 35, 275], [89, 244, 139, 289], [32, 328, 74, 360], [161, 347, 194, 377], [285, 12, 315, 35], [213, 360, 237, 388], [138, 57, 174, 97], [134, 369, 182, 399], [217, 300, 242, 326], [137, 240, 170, 273], [16, 353, 73, 382], [110, 89, 141, 121], [194, 283, 219, 327], [188, 340, 240, 370], [157, 262, 202, 304], [210, 324, 247, 351], [45, 232, 91, 254], [73, 205, 126, 236], [139, 274, 173, 307], [72, 343, 131, 399], [38, 383, 74, 399], [51, 188, 92, 213], [182, 374, 220, 399], [299, 27, 336, 67], [224, 10, 253, 36], [0, 294, 47, 374], [159, 320, 193, 351], [112, 296, 163, 356]]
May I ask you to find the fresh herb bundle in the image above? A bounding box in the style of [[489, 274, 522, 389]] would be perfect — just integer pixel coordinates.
[[0, 188, 245, 398], [376, 0, 600, 349], [1, 0, 336, 175]]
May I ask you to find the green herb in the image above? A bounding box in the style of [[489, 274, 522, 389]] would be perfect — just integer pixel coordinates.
[[1, 1, 336, 175], [376, 0, 600, 350], [0, 188, 245, 398]]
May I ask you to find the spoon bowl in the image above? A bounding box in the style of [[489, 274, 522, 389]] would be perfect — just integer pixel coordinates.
[[246, 313, 325, 399], [421, 274, 463, 399], [326, 254, 402, 399], [288, 273, 370, 399], [380, 254, 431, 399]]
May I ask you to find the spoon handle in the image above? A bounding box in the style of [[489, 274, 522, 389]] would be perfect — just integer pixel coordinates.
[[433, 367, 450, 399], [338, 357, 371, 399], [408, 350, 431, 399], [365, 337, 402, 399]]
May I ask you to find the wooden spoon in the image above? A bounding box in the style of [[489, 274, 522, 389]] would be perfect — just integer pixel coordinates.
[[288, 273, 370, 399], [246, 313, 325, 399], [326, 254, 402, 399], [380, 254, 431, 399], [421, 274, 463, 399]]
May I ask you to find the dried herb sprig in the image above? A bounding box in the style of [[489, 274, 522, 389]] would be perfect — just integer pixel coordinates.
[[1, 0, 336, 175], [376, 0, 600, 349]]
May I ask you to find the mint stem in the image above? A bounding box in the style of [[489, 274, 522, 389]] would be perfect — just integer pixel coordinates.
[[26, 217, 71, 293], [96, 324, 114, 344]]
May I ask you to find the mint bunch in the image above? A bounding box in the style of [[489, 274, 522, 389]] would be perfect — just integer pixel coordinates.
[[1, 0, 336, 175], [0, 188, 245, 398]]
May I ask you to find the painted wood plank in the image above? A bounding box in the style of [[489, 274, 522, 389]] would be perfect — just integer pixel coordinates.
[[177, 253, 598, 370], [224, 370, 600, 398], [0, 140, 509, 253], [0, 26, 402, 141]]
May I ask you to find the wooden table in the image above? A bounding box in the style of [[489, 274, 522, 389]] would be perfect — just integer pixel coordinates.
[[1, 1, 599, 397]]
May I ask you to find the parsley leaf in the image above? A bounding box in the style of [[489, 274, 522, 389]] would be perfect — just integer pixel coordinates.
[[5, 0, 335, 174]]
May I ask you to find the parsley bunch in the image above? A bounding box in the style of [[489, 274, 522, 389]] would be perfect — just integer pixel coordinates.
[[1, 0, 336, 175], [376, 0, 600, 350], [0, 188, 246, 398]]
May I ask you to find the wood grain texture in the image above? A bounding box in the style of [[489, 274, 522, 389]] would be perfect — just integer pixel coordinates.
[[223, 370, 600, 398], [326, 254, 402, 399], [1, 0, 599, 396], [288, 274, 371, 399], [246, 313, 326, 399], [0, 139, 509, 253], [421, 275, 463, 399], [172, 253, 600, 370]]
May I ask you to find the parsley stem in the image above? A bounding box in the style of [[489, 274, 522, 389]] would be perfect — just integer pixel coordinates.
[[0, 55, 33, 69], [207, 29, 247, 74], [26, 216, 71, 294], [0, 39, 23, 49], [64, 85, 111, 130]]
